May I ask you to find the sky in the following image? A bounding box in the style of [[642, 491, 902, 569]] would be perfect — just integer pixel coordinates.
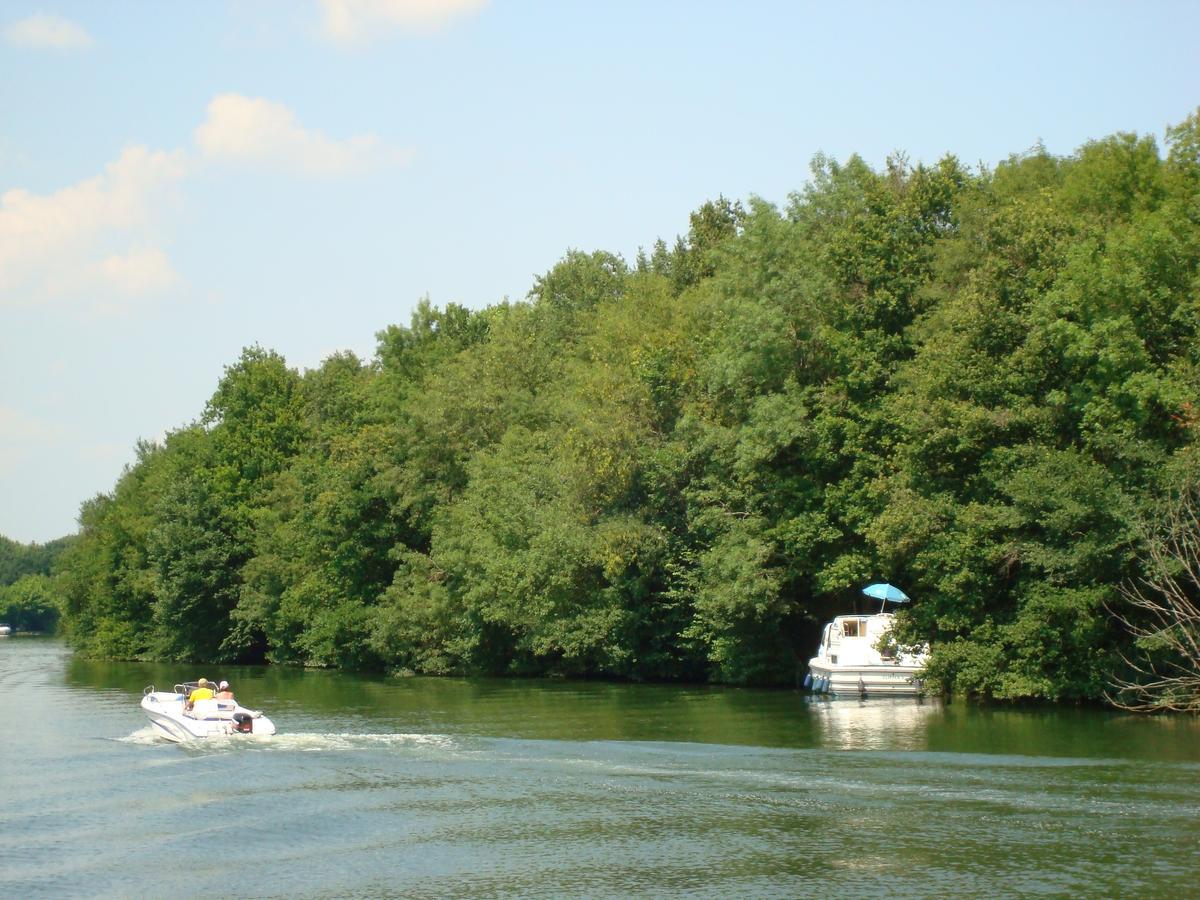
[[1, 0, 1198, 544]]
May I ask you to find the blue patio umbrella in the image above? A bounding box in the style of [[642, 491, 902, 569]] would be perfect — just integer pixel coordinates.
[[862, 582, 909, 612]]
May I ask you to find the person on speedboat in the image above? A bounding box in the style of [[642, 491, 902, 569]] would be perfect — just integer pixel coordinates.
[[216, 681, 234, 700], [185, 678, 215, 710]]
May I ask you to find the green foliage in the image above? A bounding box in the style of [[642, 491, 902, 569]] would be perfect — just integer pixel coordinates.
[[0, 574, 61, 632], [204, 345, 305, 495], [147, 467, 245, 662], [0, 533, 74, 587], [52, 114, 1200, 705], [0, 534, 71, 633]]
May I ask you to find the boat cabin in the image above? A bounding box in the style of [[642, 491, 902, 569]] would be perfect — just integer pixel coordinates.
[[815, 613, 904, 667]]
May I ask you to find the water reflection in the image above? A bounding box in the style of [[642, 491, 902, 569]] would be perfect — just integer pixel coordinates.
[[65, 651, 828, 749], [57, 642, 1200, 761], [808, 697, 940, 750]]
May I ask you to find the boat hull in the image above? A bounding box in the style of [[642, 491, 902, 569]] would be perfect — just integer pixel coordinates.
[[806, 660, 925, 698], [140, 691, 276, 742]]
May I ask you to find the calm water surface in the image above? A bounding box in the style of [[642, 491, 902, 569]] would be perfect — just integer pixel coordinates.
[[2, 637, 1198, 898]]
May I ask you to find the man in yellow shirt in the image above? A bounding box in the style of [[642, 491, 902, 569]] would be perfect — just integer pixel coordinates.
[[186, 677, 215, 710]]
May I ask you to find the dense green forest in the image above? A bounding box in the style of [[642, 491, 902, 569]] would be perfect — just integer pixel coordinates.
[[0, 534, 74, 631], [56, 114, 1200, 705]]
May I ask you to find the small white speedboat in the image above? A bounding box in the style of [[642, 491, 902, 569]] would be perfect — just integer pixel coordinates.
[[141, 683, 277, 742], [0, 625, 11, 636]]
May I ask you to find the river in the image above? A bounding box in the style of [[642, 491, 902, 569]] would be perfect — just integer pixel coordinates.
[[2, 636, 1198, 898]]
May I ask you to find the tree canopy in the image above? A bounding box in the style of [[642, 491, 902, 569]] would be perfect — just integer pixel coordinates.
[[0, 533, 74, 632], [54, 113, 1200, 704]]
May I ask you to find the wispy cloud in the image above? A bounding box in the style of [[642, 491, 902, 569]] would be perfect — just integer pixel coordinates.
[[3, 13, 93, 49], [0, 145, 186, 311], [0, 406, 68, 474], [97, 247, 180, 296], [195, 93, 412, 175], [1, 94, 409, 313], [319, 0, 488, 45]]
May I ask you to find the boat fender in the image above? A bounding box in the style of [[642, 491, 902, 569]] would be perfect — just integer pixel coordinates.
[[232, 712, 254, 733], [857, 677, 867, 698], [803, 672, 813, 690]]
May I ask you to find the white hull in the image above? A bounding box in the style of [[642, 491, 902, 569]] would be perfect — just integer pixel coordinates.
[[806, 660, 925, 697], [140, 690, 276, 742]]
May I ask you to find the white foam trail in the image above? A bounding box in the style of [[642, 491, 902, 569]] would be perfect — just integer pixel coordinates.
[[265, 732, 460, 752], [117, 726, 166, 745], [117, 728, 460, 753]]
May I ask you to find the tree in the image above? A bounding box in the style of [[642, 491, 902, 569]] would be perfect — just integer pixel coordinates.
[[1109, 476, 1200, 712], [147, 468, 245, 662], [529, 249, 627, 316], [49, 113, 1200, 705], [0, 574, 60, 632], [0, 534, 74, 586], [204, 345, 305, 495]]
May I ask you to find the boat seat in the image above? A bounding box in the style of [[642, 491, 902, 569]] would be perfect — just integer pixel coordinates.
[[186, 699, 222, 719], [188, 698, 243, 718]]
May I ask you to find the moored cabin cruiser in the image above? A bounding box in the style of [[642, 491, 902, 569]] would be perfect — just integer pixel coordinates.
[[806, 583, 929, 698], [140, 683, 276, 742]]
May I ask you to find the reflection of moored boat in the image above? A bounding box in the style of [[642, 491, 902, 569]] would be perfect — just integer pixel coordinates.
[[140, 683, 277, 742], [808, 696, 938, 750], [806, 584, 928, 698]]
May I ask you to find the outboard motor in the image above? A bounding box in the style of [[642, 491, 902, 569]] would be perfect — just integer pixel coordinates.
[[232, 712, 254, 733]]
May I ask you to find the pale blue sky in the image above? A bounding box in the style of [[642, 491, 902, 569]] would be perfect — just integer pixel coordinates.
[[1, 1, 1197, 543]]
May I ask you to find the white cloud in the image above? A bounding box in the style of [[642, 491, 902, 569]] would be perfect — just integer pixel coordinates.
[[3, 13, 93, 49], [0, 406, 67, 474], [1, 94, 408, 312], [319, 0, 488, 44], [0, 145, 186, 309], [195, 93, 410, 175], [97, 247, 179, 295], [0, 405, 64, 442]]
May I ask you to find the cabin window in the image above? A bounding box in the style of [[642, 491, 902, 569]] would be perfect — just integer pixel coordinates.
[[842, 619, 865, 638]]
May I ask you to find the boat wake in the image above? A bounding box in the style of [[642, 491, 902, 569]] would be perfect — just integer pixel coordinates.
[[117, 725, 169, 745], [265, 732, 460, 752], [116, 727, 460, 753]]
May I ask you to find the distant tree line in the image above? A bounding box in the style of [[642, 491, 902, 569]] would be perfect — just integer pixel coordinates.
[[55, 113, 1200, 705], [0, 534, 74, 632]]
